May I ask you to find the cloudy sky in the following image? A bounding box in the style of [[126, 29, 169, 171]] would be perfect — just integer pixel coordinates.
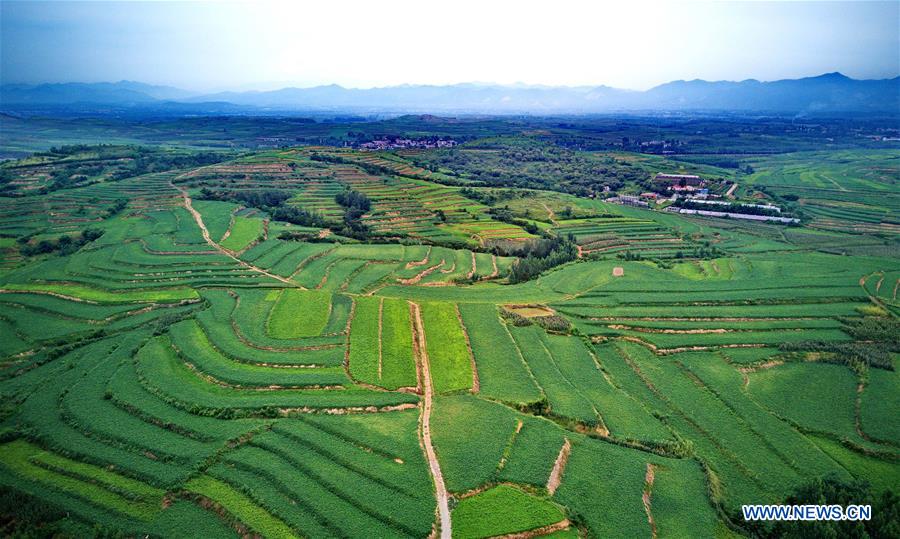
[[2, 1, 898, 91]]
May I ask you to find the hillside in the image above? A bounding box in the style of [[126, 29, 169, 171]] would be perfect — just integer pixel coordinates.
[[0, 134, 896, 537]]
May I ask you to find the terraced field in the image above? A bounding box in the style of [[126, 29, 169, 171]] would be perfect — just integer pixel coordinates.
[[553, 216, 700, 259], [743, 150, 900, 237], [175, 148, 533, 246], [0, 144, 896, 538]]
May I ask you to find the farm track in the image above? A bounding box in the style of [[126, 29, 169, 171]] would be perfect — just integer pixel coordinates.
[[177, 186, 300, 288], [410, 301, 452, 539], [542, 203, 559, 226]]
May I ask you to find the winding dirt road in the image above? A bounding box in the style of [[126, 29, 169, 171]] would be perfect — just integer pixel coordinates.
[[177, 185, 300, 287], [541, 202, 559, 226], [410, 301, 451, 539]]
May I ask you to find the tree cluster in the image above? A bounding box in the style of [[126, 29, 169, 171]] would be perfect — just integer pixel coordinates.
[[18, 227, 104, 257], [458, 187, 521, 206], [409, 138, 643, 196], [506, 234, 579, 283], [199, 188, 291, 208], [199, 188, 328, 228], [334, 190, 372, 237], [779, 341, 893, 373]]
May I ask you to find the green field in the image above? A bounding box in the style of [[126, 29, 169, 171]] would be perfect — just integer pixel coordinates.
[[0, 132, 896, 538]]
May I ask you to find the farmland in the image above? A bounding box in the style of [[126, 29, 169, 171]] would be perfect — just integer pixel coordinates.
[[0, 118, 897, 538]]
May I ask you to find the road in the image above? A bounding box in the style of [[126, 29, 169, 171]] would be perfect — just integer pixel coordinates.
[[177, 184, 301, 287], [410, 302, 451, 539]]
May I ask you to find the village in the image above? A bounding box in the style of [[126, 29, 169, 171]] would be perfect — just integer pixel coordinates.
[[358, 137, 458, 150], [607, 172, 799, 223]]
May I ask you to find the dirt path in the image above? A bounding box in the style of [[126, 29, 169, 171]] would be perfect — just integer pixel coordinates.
[[489, 255, 499, 278], [218, 207, 239, 243], [725, 182, 738, 199], [405, 247, 431, 269], [496, 519, 572, 539], [542, 203, 559, 226], [410, 301, 451, 539], [399, 260, 444, 285], [177, 186, 299, 287], [546, 438, 571, 495], [821, 174, 848, 192], [466, 252, 477, 280]]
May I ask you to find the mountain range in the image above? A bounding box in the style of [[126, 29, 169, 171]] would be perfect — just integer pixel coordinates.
[[1, 73, 897, 115]]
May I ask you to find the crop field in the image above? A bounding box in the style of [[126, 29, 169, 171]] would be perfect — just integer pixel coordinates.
[[741, 150, 900, 238], [0, 135, 896, 538]]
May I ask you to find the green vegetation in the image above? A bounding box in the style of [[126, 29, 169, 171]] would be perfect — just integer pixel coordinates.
[[268, 289, 331, 338], [420, 302, 473, 394], [219, 216, 264, 252], [0, 119, 896, 538], [185, 475, 297, 538], [451, 485, 565, 538]]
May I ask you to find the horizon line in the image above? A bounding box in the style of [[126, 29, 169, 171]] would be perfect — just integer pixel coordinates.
[[3, 70, 900, 94]]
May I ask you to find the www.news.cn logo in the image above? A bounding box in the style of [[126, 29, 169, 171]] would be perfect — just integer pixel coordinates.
[[742, 504, 872, 521]]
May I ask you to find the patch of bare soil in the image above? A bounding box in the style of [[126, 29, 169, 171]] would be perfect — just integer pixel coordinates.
[[405, 247, 431, 269], [497, 519, 572, 539], [504, 304, 556, 318], [546, 438, 571, 495], [612, 266, 624, 277]]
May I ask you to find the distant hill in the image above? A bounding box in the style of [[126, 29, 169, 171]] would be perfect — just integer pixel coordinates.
[[2, 74, 897, 114], [640, 73, 900, 113], [0, 81, 195, 105]]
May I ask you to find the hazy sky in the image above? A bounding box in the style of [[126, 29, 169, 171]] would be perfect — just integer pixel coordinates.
[[2, 1, 898, 91]]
